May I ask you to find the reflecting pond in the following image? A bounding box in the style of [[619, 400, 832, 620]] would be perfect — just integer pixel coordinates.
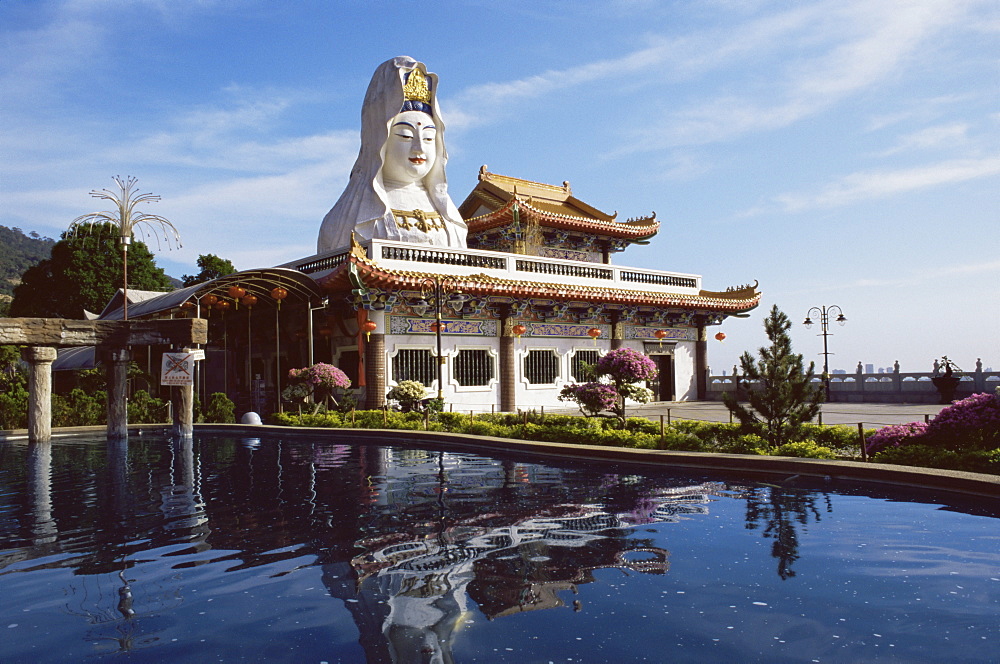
[[1, 433, 997, 663]]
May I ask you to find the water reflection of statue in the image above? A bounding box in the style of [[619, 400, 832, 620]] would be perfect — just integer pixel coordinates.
[[317, 56, 468, 252]]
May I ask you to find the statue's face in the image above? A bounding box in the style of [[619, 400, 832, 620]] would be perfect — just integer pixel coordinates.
[[382, 110, 437, 184]]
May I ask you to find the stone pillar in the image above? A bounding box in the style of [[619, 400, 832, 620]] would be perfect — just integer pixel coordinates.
[[695, 325, 708, 400], [104, 347, 131, 440], [173, 385, 194, 438], [500, 317, 516, 412], [21, 346, 57, 443], [365, 333, 386, 409]]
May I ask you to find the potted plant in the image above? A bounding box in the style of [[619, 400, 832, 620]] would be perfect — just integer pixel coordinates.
[[931, 356, 962, 404]]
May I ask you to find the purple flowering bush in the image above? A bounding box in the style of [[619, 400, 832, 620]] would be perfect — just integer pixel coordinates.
[[865, 421, 929, 457], [595, 347, 658, 383], [559, 382, 619, 417], [866, 391, 1000, 471], [288, 363, 352, 391], [925, 391, 1000, 450], [559, 348, 658, 426], [287, 363, 352, 412]]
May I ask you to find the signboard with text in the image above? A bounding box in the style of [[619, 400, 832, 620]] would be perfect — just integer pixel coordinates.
[[161, 352, 195, 386]]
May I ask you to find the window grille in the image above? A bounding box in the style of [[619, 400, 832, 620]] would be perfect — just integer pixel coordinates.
[[524, 350, 560, 385], [570, 350, 600, 382], [392, 349, 436, 387], [454, 349, 494, 387]]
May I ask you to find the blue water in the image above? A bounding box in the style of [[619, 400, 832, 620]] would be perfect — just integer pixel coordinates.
[[0, 433, 997, 663]]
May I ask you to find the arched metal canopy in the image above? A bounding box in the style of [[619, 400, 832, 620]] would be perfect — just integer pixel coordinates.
[[99, 268, 324, 320]]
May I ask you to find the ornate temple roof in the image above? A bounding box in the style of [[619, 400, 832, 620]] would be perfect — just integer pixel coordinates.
[[315, 239, 761, 315], [459, 167, 659, 242]]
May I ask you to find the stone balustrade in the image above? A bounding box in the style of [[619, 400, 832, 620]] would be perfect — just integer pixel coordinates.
[[706, 365, 999, 404]]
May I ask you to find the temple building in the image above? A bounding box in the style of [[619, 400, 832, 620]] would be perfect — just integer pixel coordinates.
[[62, 167, 758, 415], [57, 57, 761, 415]]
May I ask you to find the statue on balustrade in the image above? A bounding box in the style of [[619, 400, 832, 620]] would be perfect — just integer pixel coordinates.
[[317, 56, 468, 252]]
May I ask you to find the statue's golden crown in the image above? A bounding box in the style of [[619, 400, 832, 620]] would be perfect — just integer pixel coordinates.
[[402, 68, 431, 103]]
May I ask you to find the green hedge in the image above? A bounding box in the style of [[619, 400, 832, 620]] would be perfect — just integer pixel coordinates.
[[264, 411, 959, 468]]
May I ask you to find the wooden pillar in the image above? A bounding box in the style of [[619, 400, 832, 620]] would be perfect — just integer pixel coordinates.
[[104, 347, 131, 440], [500, 317, 516, 412], [20, 346, 57, 443], [365, 333, 386, 409], [695, 325, 708, 400]]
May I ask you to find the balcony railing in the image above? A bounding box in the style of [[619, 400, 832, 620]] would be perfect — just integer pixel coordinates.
[[289, 239, 702, 294]]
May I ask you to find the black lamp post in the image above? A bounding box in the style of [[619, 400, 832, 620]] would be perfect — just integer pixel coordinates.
[[411, 277, 469, 400], [803, 305, 847, 400]]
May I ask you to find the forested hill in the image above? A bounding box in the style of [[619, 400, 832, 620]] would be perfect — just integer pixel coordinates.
[[0, 225, 56, 297]]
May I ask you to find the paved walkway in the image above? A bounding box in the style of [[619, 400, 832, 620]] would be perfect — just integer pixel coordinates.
[[546, 401, 948, 428]]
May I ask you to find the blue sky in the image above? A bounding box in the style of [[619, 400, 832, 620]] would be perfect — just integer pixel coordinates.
[[2, 0, 997, 374]]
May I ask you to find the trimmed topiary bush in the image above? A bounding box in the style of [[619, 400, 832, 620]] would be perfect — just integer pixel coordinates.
[[203, 392, 236, 423], [771, 441, 837, 459], [718, 434, 769, 455]]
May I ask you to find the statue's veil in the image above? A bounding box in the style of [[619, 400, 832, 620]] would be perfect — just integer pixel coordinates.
[[317, 56, 467, 252]]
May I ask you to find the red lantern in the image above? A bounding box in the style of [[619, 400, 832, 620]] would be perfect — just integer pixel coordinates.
[[318, 325, 334, 338], [227, 285, 245, 299], [241, 294, 258, 307], [587, 327, 601, 345], [215, 299, 231, 312], [429, 321, 442, 333], [654, 329, 668, 347], [361, 320, 377, 341], [511, 323, 527, 345], [202, 294, 218, 306], [270, 286, 288, 309], [180, 300, 194, 310], [715, 332, 726, 342]]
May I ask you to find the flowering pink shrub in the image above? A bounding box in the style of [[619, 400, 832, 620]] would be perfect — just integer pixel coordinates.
[[596, 348, 658, 383], [288, 363, 351, 391], [560, 348, 658, 426], [926, 392, 1000, 450], [865, 421, 929, 457], [559, 382, 619, 416]]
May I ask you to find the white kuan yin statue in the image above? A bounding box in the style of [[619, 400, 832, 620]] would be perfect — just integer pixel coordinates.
[[317, 56, 468, 252]]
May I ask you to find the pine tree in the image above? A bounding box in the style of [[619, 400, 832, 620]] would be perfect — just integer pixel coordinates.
[[723, 305, 824, 448]]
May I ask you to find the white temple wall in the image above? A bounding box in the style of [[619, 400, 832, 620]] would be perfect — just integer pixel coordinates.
[[673, 341, 697, 401], [378, 331, 697, 411]]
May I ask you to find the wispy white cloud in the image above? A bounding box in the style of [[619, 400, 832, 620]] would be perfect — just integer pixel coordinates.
[[874, 123, 971, 156], [447, 0, 988, 162], [773, 156, 1000, 212], [844, 259, 1000, 290], [445, 3, 826, 130]]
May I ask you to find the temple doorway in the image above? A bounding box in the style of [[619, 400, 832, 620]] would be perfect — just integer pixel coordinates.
[[648, 354, 675, 402]]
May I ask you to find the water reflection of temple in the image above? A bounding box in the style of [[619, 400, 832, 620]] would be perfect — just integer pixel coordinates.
[[332, 449, 726, 663], [1, 436, 749, 663]]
